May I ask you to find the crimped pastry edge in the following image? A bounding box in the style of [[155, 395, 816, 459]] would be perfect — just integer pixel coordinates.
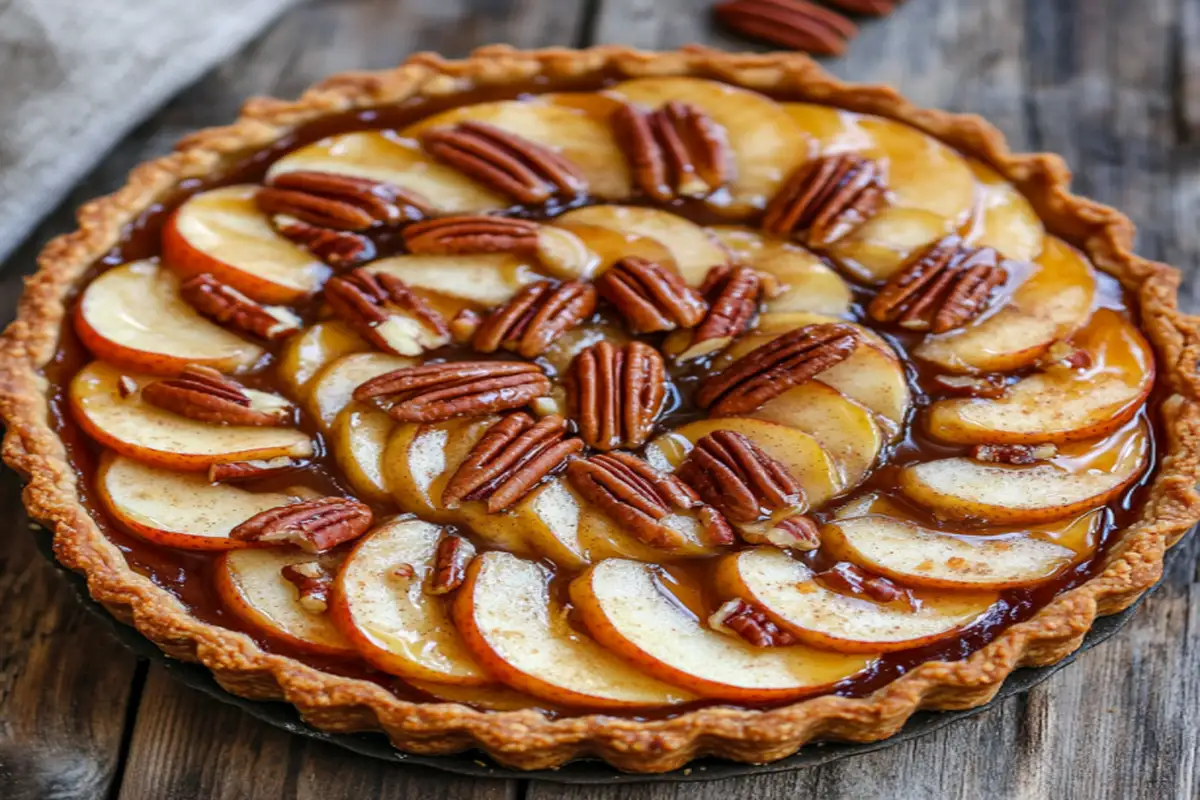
[[2, 45, 1199, 773]]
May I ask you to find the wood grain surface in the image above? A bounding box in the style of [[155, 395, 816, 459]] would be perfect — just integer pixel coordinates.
[[1, 1, 1198, 798]]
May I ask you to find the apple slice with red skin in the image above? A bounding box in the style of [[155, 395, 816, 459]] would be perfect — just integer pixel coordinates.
[[74, 260, 265, 375], [715, 548, 999, 654], [216, 547, 355, 657], [899, 420, 1150, 525], [570, 559, 875, 702], [96, 454, 314, 550], [926, 308, 1154, 445], [330, 518, 491, 685], [163, 185, 330, 305], [70, 361, 314, 472], [452, 551, 695, 710]]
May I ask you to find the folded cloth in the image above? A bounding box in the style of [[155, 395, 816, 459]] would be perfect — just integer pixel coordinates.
[[0, 0, 298, 265]]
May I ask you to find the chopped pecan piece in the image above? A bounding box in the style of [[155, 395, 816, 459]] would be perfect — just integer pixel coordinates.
[[713, 0, 858, 56], [610, 101, 731, 202], [116, 376, 138, 399], [472, 280, 597, 358], [676, 430, 807, 529], [273, 216, 375, 269], [1038, 340, 1092, 372], [449, 309, 483, 344], [141, 365, 291, 426], [675, 265, 765, 361], [566, 452, 733, 549], [257, 170, 430, 231], [427, 534, 477, 595], [930, 373, 1009, 399], [695, 323, 860, 415], [709, 599, 797, 647], [403, 215, 540, 256], [868, 236, 1006, 333], [824, 0, 895, 14], [441, 413, 583, 512], [281, 560, 335, 615], [763, 153, 887, 247], [971, 443, 1058, 465], [180, 274, 302, 342], [208, 457, 304, 483], [231, 497, 373, 553], [565, 341, 666, 451], [816, 562, 907, 604], [355, 361, 552, 423], [594, 257, 708, 334], [324, 269, 450, 356], [741, 513, 821, 551], [421, 121, 587, 204]]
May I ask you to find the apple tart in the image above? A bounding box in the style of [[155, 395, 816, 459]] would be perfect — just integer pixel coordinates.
[[3, 46, 1199, 773]]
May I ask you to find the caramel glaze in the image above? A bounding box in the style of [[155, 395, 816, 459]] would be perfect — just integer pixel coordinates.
[[41, 76, 1165, 719]]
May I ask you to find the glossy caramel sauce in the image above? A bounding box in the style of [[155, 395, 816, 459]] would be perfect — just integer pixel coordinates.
[[42, 76, 1164, 718]]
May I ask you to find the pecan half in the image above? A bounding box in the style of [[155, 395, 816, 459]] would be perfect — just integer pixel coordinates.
[[180, 274, 302, 341], [676, 430, 807, 526], [281, 560, 335, 614], [610, 101, 731, 202], [566, 453, 733, 549], [441, 413, 583, 512], [971, 443, 1058, 465], [141, 365, 291, 426], [815, 562, 907, 604], [675, 265, 764, 361], [825, 0, 895, 14], [273, 216, 375, 269], [868, 236, 1006, 333], [230, 497, 373, 553], [594, 257, 708, 334], [472, 280, 597, 358], [763, 153, 887, 247], [695, 323, 860, 415], [355, 361, 551, 423], [930, 373, 1010, 399], [565, 341, 666, 451], [713, 0, 858, 56], [427, 534, 477, 595], [324, 269, 450, 356], [709, 598, 798, 647], [257, 170, 430, 231], [403, 215, 540, 256], [421, 121, 587, 204]]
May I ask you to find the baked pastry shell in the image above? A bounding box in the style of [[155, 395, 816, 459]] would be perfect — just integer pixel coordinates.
[[3, 45, 1199, 773]]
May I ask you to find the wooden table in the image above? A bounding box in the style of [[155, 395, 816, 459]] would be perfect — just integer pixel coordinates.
[[2, 1, 1198, 797]]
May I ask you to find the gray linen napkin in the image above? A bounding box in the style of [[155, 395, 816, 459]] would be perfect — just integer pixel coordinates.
[[0, 0, 298, 265]]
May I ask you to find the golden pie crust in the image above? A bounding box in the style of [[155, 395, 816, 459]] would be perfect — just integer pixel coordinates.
[[3, 45, 1200, 773]]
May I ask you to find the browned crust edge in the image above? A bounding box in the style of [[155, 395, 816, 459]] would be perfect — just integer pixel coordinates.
[[2, 45, 1199, 773]]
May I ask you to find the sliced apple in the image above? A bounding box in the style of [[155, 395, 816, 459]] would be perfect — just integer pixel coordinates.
[[927, 308, 1154, 445], [609, 77, 808, 215], [216, 547, 354, 657], [899, 420, 1150, 524], [750, 382, 883, 489], [716, 548, 998, 653], [307, 352, 416, 433], [266, 130, 509, 213], [452, 552, 694, 709], [70, 362, 313, 472], [96, 454, 311, 550], [963, 159, 1044, 262], [571, 559, 874, 702], [74, 261, 265, 375], [916, 235, 1097, 373], [554, 205, 727, 286], [331, 404, 395, 504], [330, 518, 489, 684], [706, 226, 852, 316], [276, 320, 369, 402], [822, 514, 1087, 590], [363, 253, 545, 310], [401, 98, 633, 200], [644, 417, 841, 509], [163, 185, 330, 304], [551, 221, 677, 279]]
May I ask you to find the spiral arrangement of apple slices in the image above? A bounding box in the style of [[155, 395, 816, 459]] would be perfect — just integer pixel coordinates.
[[70, 77, 1153, 711]]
